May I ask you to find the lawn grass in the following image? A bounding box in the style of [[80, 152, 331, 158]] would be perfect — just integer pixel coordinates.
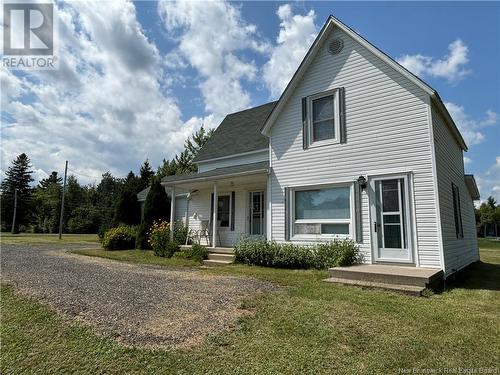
[[1, 236, 499, 374], [0, 232, 99, 246], [72, 248, 203, 268]]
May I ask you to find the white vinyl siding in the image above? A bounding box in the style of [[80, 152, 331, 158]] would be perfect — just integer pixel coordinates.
[[197, 150, 268, 172], [432, 106, 479, 275], [174, 196, 187, 224], [269, 26, 441, 267], [183, 186, 264, 247]]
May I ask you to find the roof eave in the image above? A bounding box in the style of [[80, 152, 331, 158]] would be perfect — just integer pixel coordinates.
[[161, 168, 269, 186], [430, 92, 468, 151], [464, 174, 480, 200]]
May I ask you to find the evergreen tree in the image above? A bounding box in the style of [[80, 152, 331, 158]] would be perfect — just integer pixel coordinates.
[[486, 196, 497, 210], [64, 175, 85, 228], [124, 171, 142, 193], [0, 153, 34, 232], [157, 158, 178, 179], [32, 171, 62, 233], [185, 125, 214, 157], [113, 190, 141, 225], [143, 177, 170, 224], [175, 150, 197, 175], [96, 172, 123, 236], [139, 159, 154, 189]]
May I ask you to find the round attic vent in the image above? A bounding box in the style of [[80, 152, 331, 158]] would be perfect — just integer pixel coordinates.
[[328, 38, 344, 55]]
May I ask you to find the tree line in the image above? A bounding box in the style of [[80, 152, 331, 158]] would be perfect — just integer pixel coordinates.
[[475, 196, 500, 238], [1, 126, 213, 235]]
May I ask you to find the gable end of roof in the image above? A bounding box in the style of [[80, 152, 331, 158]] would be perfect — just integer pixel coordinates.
[[260, 14, 466, 152]]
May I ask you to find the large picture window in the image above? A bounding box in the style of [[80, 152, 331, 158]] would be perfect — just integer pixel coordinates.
[[292, 184, 353, 238]]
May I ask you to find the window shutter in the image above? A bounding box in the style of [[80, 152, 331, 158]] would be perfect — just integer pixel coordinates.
[[339, 87, 347, 144], [302, 97, 309, 150], [230, 191, 235, 231], [210, 193, 214, 226], [456, 186, 463, 238], [284, 187, 290, 240], [354, 181, 362, 243]]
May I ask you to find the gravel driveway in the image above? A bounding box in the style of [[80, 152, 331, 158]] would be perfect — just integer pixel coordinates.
[[0, 244, 276, 348]]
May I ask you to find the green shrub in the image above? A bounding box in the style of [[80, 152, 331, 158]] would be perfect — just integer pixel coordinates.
[[135, 222, 148, 249], [173, 222, 188, 245], [149, 220, 171, 256], [313, 239, 360, 268], [189, 244, 209, 262], [135, 222, 151, 249], [174, 244, 208, 263], [235, 236, 359, 269], [154, 241, 179, 258], [174, 250, 190, 259], [102, 225, 137, 250]]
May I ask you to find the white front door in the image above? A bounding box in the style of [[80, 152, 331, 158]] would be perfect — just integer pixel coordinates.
[[371, 175, 413, 263]]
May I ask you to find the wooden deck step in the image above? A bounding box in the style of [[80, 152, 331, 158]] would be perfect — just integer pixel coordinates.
[[324, 277, 425, 296], [328, 265, 443, 288]]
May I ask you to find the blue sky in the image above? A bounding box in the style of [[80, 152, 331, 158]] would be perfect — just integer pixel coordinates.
[[1, 1, 499, 200]]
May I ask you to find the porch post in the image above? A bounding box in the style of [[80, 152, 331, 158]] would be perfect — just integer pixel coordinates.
[[212, 182, 218, 248], [170, 186, 175, 242]]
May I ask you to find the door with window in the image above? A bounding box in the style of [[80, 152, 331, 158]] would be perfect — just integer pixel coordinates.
[[371, 175, 413, 263], [249, 191, 265, 236]]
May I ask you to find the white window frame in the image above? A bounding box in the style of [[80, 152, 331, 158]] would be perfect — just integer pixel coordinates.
[[307, 88, 341, 148], [290, 182, 355, 241]]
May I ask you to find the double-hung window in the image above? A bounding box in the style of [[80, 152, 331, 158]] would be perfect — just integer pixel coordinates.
[[307, 89, 341, 146], [217, 195, 230, 227], [292, 184, 354, 238]]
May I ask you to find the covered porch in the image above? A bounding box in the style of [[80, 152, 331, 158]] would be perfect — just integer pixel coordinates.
[[162, 161, 269, 248]]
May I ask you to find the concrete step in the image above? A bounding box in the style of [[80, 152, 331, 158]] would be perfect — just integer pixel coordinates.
[[324, 277, 425, 296], [207, 247, 234, 254], [203, 259, 233, 266], [328, 265, 443, 288], [208, 253, 235, 262]]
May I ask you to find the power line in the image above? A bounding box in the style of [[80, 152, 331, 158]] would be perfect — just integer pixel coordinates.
[[67, 168, 102, 180]]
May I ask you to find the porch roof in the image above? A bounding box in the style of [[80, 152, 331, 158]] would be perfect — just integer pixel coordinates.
[[161, 161, 269, 187], [464, 174, 480, 201]]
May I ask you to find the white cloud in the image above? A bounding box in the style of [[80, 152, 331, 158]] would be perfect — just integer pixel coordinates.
[[444, 102, 498, 146], [397, 39, 470, 83], [263, 4, 317, 98], [158, 1, 268, 118], [1, 1, 207, 184], [464, 156, 472, 165]]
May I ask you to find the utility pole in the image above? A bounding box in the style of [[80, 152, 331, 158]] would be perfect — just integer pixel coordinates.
[[58, 160, 68, 239], [11, 188, 18, 234]]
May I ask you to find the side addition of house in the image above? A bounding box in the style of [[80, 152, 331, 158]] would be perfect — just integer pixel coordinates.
[[155, 15, 480, 278]]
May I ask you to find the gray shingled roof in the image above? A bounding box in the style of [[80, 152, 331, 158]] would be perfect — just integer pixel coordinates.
[[137, 186, 150, 202], [161, 161, 269, 185], [193, 101, 276, 162]]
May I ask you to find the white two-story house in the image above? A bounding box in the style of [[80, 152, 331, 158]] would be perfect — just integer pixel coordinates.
[[159, 15, 480, 277]]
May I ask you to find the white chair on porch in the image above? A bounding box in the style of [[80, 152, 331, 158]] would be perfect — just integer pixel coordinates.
[[197, 219, 222, 247]]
